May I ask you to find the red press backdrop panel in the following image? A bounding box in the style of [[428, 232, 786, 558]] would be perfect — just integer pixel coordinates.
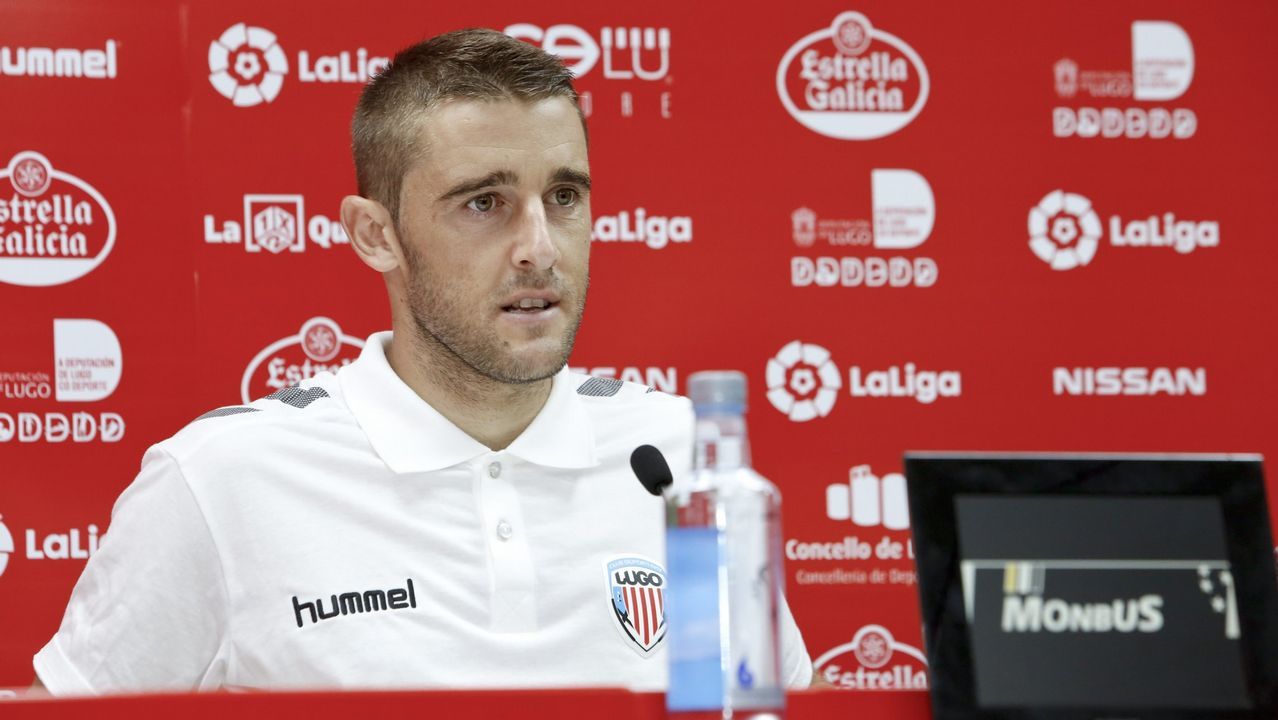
[[2, 0, 1276, 704]]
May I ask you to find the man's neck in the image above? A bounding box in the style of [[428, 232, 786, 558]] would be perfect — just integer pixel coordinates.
[[385, 330, 553, 451]]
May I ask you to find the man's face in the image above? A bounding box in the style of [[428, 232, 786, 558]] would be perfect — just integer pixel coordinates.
[[395, 96, 591, 384]]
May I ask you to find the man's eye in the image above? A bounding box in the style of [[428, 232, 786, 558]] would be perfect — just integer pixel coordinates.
[[551, 188, 578, 206], [467, 194, 496, 213]]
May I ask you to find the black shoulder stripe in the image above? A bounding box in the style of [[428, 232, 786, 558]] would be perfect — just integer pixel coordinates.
[[577, 377, 624, 397], [265, 386, 330, 409], [194, 406, 260, 422]]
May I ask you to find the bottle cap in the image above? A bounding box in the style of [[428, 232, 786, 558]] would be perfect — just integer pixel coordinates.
[[687, 370, 747, 412]]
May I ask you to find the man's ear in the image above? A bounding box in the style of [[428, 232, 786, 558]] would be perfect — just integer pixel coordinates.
[[341, 195, 401, 272]]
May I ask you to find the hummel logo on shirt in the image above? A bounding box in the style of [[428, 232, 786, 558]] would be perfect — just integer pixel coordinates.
[[292, 578, 417, 628]]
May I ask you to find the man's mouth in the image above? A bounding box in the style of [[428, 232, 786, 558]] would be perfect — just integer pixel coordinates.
[[502, 298, 558, 314]]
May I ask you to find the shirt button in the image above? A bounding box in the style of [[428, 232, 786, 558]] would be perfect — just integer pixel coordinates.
[[496, 520, 513, 541], [487, 461, 502, 478]]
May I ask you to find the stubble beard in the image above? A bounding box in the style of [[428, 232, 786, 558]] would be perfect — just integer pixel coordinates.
[[402, 246, 587, 388]]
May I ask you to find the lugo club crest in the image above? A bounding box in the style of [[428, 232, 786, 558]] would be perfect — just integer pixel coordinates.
[[605, 555, 667, 655]]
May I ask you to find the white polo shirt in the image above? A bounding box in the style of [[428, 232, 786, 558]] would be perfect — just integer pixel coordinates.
[[34, 332, 811, 694]]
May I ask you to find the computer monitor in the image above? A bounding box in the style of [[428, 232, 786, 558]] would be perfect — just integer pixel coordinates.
[[905, 453, 1278, 719]]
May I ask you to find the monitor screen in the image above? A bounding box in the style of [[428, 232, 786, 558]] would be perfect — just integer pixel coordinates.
[[956, 495, 1248, 709], [905, 453, 1278, 720]]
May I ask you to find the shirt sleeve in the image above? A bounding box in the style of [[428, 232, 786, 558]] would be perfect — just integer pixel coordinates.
[[779, 593, 813, 689], [33, 447, 231, 695]]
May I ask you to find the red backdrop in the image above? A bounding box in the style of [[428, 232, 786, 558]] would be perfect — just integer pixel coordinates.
[[2, 0, 1276, 702]]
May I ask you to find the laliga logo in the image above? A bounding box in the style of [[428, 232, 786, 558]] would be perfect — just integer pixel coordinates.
[[766, 340, 841, 422], [209, 23, 288, 107], [0, 151, 116, 287], [1029, 189, 1219, 270], [1027, 190, 1102, 271], [241, 317, 363, 403], [208, 23, 390, 106], [767, 341, 960, 421], [591, 208, 692, 250], [0, 515, 12, 578], [777, 12, 929, 140], [814, 624, 929, 690]]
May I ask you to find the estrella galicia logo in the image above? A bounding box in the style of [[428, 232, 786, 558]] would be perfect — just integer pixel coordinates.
[[605, 555, 667, 655]]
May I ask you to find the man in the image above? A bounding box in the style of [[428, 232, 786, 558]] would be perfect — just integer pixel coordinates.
[[32, 28, 811, 694]]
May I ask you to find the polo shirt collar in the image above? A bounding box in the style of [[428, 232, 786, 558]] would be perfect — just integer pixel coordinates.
[[339, 332, 598, 474], [505, 360, 598, 470]]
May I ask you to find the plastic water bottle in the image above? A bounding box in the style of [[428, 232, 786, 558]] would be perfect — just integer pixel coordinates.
[[666, 371, 785, 719]]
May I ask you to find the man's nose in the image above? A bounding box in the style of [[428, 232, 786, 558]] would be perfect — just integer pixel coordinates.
[[511, 200, 560, 271]]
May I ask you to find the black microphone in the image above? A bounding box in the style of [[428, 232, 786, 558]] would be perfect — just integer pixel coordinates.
[[630, 444, 673, 496]]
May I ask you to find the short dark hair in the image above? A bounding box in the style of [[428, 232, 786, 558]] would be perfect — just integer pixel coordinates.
[[351, 28, 582, 223]]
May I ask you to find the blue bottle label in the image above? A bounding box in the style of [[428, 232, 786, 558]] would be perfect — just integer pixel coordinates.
[[665, 526, 723, 712]]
